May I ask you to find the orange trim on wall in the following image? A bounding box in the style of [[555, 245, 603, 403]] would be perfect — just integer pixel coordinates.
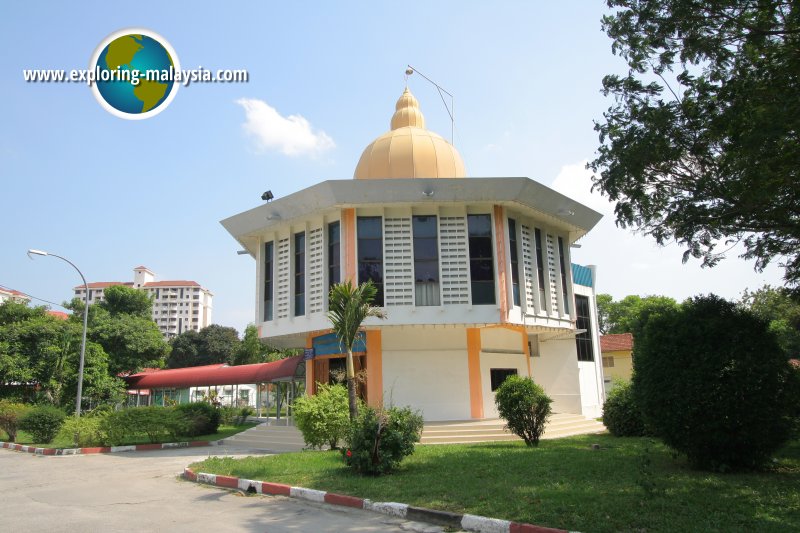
[[365, 330, 383, 408], [493, 205, 508, 323], [342, 208, 357, 284], [305, 334, 314, 397], [466, 328, 484, 419]]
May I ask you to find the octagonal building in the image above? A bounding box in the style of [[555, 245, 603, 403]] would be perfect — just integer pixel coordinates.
[[222, 88, 605, 421]]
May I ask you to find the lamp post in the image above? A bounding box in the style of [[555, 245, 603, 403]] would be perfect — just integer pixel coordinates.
[[27, 249, 89, 417]]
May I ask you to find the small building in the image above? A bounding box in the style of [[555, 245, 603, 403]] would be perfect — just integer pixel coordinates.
[[600, 332, 634, 392], [0, 287, 31, 305], [222, 88, 606, 420], [74, 266, 213, 338]]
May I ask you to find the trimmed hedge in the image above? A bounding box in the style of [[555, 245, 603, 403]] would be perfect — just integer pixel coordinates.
[[634, 295, 796, 470], [175, 402, 221, 437], [101, 406, 186, 445], [602, 381, 648, 437], [294, 383, 350, 449], [494, 376, 552, 447], [0, 401, 32, 443], [19, 405, 66, 443]]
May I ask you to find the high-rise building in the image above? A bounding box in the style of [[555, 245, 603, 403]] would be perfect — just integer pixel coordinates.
[[73, 266, 213, 338]]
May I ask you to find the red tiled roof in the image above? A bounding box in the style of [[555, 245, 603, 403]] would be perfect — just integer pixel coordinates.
[[600, 333, 634, 352], [134, 266, 152, 271], [47, 311, 69, 320], [124, 357, 303, 389], [143, 280, 201, 288], [0, 288, 28, 297], [73, 281, 133, 290]]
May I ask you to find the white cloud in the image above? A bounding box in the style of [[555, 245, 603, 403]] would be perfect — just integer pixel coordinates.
[[550, 160, 614, 216], [235, 98, 335, 157]]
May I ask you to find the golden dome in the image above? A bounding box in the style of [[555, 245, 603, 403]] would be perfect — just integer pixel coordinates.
[[354, 88, 466, 179]]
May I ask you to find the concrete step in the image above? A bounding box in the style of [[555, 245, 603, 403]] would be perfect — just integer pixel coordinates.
[[419, 414, 606, 445]]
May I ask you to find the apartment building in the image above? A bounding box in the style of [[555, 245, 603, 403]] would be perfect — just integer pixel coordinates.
[[73, 266, 213, 338]]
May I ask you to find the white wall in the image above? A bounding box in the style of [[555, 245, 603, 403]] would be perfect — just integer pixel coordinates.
[[532, 338, 582, 414], [381, 328, 471, 421], [480, 352, 528, 418]]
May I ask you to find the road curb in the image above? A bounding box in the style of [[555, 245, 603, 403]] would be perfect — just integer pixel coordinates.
[[183, 467, 575, 533], [0, 439, 222, 456]]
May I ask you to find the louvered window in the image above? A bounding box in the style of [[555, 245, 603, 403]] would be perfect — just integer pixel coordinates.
[[384, 217, 413, 306], [439, 216, 470, 305], [276, 238, 290, 319], [308, 227, 324, 314]]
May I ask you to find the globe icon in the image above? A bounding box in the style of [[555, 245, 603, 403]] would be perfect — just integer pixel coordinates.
[[93, 32, 178, 118]]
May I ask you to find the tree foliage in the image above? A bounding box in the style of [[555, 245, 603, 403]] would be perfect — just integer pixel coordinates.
[[89, 309, 169, 375], [99, 285, 153, 318], [596, 294, 679, 340], [167, 324, 241, 368], [591, 0, 800, 285], [740, 285, 800, 358], [327, 280, 386, 421], [494, 375, 553, 447], [232, 324, 288, 365]]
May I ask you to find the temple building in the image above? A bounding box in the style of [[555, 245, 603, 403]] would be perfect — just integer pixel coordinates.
[[222, 88, 605, 420]]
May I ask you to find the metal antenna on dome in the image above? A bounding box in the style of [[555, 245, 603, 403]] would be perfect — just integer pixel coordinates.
[[406, 65, 454, 145]]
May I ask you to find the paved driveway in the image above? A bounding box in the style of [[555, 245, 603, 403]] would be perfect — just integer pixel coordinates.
[[0, 446, 446, 532]]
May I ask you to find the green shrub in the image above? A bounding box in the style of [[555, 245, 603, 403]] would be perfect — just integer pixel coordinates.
[[235, 406, 255, 425], [494, 375, 552, 446], [603, 381, 648, 437], [0, 401, 32, 442], [218, 406, 238, 426], [343, 405, 423, 475], [175, 402, 221, 437], [19, 405, 66, 443], [294, 383, 350, 449], [101, 407, 186, 445], [634, 295, 796, 470], [58, 413, 107, 447]]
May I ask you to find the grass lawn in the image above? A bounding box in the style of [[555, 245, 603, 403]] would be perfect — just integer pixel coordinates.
[[190, 434, 800, 533], [0, 423, 257, 448]]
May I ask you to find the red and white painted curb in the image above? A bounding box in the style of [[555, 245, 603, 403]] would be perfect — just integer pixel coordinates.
[[1, 439, 222, 456], [183, 467, 576, 533]]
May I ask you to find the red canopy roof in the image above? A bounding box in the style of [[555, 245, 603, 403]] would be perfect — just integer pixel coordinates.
[[124, 357, 303, 389]]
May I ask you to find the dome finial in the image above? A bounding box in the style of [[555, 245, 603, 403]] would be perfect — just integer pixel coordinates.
[[390, 87, 425, 130]]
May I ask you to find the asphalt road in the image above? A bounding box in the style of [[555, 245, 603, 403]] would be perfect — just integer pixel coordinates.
[[0, 446, 447, 533]]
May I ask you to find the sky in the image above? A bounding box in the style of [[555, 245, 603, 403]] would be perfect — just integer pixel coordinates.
[[1, 2, 785, 333]]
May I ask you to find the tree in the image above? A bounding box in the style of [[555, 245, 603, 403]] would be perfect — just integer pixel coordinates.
[[741, 285, 800, 358], [89, 309, 169, 375], [327, 280, 386, 421], [634, 295, 796, 470], [598, 294, 679, 340], [167, 329, 200, 368], [591, 1, 800, 286], [167, 324, 241, 368], [99, 285, 153, 318], [198, 325, 240, 365], [595, 293, 614, 334]]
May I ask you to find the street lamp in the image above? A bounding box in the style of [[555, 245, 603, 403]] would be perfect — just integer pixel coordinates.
[[27, 249, 89, 417]]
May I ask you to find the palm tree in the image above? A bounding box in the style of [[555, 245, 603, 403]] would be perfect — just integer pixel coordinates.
[[327, 280, 386, 420]]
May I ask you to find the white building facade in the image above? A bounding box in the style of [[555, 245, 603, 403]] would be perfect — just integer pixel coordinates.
[[0, 287, 31, 305], [222, 88, 605, 420], [74, 266, 213, 338]]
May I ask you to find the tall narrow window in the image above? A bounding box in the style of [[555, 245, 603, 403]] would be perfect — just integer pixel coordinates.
[[328, 221, 340, 293], [558, 237, 570, 315], [294, 232, 305, 316], [468, 214, 495, 305], [357, 216, 383, 306], [264, 241, 274, 321], [575, 295, 594, 361], [508, 218, 521, 307], [534, 228, 546, 311], [413, 215, 440, 306]]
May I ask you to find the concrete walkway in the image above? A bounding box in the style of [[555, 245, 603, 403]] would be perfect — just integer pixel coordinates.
[[0, 446, 448, 532]]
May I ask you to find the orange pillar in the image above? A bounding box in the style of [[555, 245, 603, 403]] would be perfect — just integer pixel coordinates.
[[365, 330, 383, 408], [305, 334, 314, 397], [342, 208, 357, 284], [467, 328, 484, 419], [493, 205, 508, 323]]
